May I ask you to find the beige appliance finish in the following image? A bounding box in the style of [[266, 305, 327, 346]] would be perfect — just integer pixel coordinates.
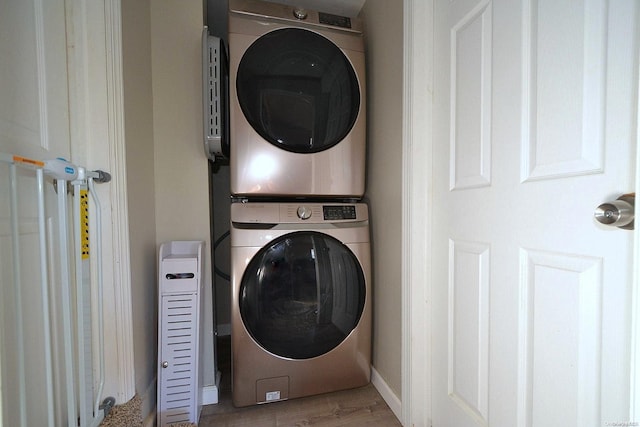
[[230, 202, 371, 407], [229, 0, 367, 198]]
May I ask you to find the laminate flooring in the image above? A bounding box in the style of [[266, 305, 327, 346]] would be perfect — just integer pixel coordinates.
[[198, 336, 402, 427]]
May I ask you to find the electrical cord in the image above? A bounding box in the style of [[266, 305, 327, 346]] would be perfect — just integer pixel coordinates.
[[213, 230, 230, 281]]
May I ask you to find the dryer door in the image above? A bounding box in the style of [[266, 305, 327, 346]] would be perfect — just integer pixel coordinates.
[[236, 28, 360, 153], [239, 231, 366, 359]]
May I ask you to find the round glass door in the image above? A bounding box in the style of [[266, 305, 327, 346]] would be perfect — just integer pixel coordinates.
[[239, 231, 366, 359], [236, 28, 360, 153]]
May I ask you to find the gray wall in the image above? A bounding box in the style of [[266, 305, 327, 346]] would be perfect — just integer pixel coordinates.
[[121, 0, 158, 418], [122, 1, 217, 422], [150, 0, 216, 396], [361, 0, 404, 399]]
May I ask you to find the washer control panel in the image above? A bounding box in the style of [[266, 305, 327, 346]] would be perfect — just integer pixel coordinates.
[[231, 202, 367, 224], [295, 205, 358, 220]]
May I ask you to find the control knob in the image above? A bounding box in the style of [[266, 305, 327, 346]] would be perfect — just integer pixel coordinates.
[[297, 206, 312, 220], [293, 8, 308, 20]]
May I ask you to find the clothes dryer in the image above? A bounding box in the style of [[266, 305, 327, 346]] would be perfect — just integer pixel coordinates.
[[229, 0, 366, 199], [230, 202, 371, 407]]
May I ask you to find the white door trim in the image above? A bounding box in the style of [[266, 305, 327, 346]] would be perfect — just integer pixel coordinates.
[[104, 0, 136, 401], [68, 0, 135, 402], [631, 36, 640, 421], [402, 0, 434, 425]]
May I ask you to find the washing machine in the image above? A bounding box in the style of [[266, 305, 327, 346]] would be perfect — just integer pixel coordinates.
[[230, 202, 371, 407], [228, 0, 367, 199]]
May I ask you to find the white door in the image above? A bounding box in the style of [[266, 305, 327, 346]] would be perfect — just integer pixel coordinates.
[[0, 0, 71, 158], [0, 0, 73, 425], [429, 0, 638, 426]]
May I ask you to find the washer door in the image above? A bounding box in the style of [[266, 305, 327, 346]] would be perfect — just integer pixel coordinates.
[[239, 231, 366, 360], [236, 28, 360, 153]]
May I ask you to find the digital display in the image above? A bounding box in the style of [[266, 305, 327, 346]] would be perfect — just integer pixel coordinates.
[[323, 205, 357, 220], [319, 12, 352, 29]]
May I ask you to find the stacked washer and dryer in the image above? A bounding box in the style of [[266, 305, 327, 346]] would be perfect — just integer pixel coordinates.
[[227, 0, 372, 407]]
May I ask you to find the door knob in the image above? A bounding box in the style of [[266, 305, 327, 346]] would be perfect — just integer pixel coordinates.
[[162, 361, 169, 368], [293, 8, 308, 19], [594, 193, 634, 230]]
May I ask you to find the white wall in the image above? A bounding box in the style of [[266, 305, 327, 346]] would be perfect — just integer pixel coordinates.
[[150, 0, 217, 397], [121, 0, 158, 418], [361, 0, 404, 399], [122, 0, 217, 421]]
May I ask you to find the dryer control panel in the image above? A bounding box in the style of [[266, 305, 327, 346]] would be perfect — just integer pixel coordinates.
[[229, 0, 363, 34]]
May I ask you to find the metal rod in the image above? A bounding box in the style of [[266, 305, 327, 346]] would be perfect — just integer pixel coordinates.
[[9, 163, 27, 426], [88, 177, 106, 418], [74, 182, 89, 426], [56, 179, 77, 427], [37, 169, 55, 427]]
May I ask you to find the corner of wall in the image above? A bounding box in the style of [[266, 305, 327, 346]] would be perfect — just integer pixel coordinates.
[[371, 366, 402, 421], [140, 376, 157, 427]]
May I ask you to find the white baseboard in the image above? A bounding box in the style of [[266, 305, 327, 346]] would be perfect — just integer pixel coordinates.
[[202, 371, 222, 405], [371, 366, 402, 422], [217, 323, 231, 336]]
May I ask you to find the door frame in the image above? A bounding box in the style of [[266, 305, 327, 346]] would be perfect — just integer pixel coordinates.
[[68, 0, 135, 403], [402, 0, 434, 424], [401, 0, 640, 425]]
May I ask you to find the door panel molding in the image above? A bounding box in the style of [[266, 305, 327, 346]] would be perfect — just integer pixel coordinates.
[[450, 0, 492, 191], [517, 249, 603, 427], [520, 0, 607, 182], [448, 239, 490, 426]]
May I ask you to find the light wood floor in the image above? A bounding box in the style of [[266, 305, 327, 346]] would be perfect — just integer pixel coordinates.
[[198, 337, 402, 427]]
